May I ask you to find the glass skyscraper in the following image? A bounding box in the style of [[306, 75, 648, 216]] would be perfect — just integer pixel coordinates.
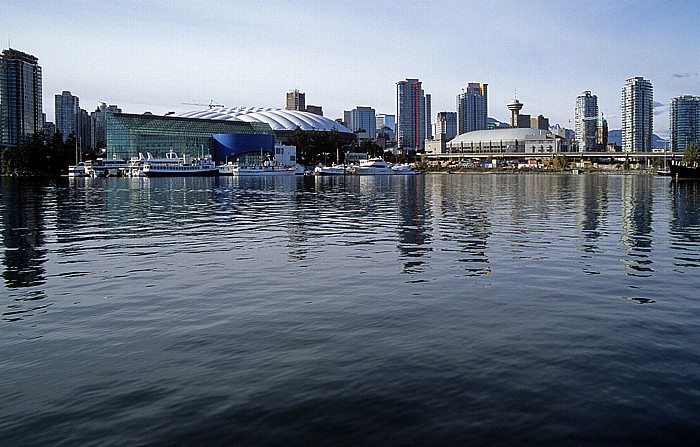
[[0, 49, 43, 147], [456, 83, 487, 135], [621, 77, 653, 153], [670, 95, 700, 152]]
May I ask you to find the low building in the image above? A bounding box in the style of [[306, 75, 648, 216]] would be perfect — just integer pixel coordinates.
[[445, 128, 563, 154]]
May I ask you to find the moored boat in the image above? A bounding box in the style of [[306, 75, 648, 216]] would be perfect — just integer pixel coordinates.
[[314, 164, 349, 175], [670, 162, 700, 180], [142, 150, 218, 177], [90, 155, 128, 177], [219, 160, 295, 176], [351, 157, 394, 175], [391, 163, 420, 175], [68, 163, 88, 177]]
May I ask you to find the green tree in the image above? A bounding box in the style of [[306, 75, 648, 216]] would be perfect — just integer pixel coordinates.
[[682, 142, 699, 165]]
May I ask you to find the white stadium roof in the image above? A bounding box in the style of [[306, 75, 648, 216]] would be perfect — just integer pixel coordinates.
[[448, 128, 552, 145], [178, 107, 352, 133]]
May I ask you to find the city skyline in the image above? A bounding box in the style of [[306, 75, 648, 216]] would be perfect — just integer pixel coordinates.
[[5, 0, 700, 138]]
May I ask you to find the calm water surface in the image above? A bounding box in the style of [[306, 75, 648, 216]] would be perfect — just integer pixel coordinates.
[[1, 174, 700, 446]]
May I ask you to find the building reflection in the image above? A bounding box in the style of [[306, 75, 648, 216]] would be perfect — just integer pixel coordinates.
[[395, 176, 431, 274], [0, 179, 48, 288], [576, 175, 609, 257], [669, 181, 700, 269], [619, 175, 654, 276]]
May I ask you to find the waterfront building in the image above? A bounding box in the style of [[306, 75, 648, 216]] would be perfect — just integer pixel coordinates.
[[396, 78, 426, 152], [286, 90, 305, 111], [575, 91, 599, 152], [670, 95, 700, 152], [347, 106, 376, 140], [91, 103, 121, 150], [621, 77, 653, 152], [434, 111, 457, 141], [0, 48, 43, 147], [107, 113, 275, 162], [456, 83, 488, 135], [446, 127, 561, 154], [55, 91, 80, 141]]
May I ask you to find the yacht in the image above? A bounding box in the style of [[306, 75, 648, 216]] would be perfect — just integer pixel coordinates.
[[391, 163, 420, 175], [142, 150, 219, 177], [314, 164, 349, 175], [352, 157, 394, 175]]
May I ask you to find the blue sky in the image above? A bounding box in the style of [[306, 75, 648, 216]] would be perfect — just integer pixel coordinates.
[[6, 0, 700, 137]]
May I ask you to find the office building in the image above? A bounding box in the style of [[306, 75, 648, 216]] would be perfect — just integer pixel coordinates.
[[575, 91, 599, 151], [621, 77, 653, 152], [456, 83, 488, 135], [434, 111, 457, 141], [55, 91, 80, 140], [530, 115, 550, 131], [286, 90, 305, 111], [376, 114, 395, 132], [597, 114, 608, 149], [396, 78, 426, 152], [91, 102, 122, 149], [670, 95, 700, 152], [347, 106, 376, 140], [425, 93, 432, 140], [0, 48, 43, 147]]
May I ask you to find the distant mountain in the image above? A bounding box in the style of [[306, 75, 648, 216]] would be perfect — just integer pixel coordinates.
[[608, 130, 667, 148]]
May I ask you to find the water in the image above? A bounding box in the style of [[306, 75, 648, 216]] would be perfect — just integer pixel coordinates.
[[1, 174, 700, 446]]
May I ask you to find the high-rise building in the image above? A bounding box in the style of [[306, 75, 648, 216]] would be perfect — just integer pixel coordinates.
[[396, 78, 425, 151], [456, 83, 487, 135], [0, 48, 43, 147], [670, 95, 700, 152], [530, 115, 550, 131], [285, 90, 305, 111], [348, 106, 376, 140], [425, 93, 432, 140], [621, 77, 653, 152], [434, 112, 457, 141], [575, 91, 599, 151], [91, 102, 122, 149], [55, 90, 80, 140], [597, 114, 608, 149], [376, 114, 395, 132]]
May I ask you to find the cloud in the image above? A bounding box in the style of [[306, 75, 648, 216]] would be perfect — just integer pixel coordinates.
[[653, 101, 665, 108], [673, 73, 699, 78]]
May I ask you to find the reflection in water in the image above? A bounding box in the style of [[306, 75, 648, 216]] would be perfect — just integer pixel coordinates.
[[670, 181, 700, 269], [1, 179, 48, 288], [396, 176, 431, 274], [620, 175, 654, 276]]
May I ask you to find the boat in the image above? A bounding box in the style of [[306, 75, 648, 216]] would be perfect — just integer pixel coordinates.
[[351, 157, 395, 175], [314, 164, 349, 175], [67, 163, 88, 177], [218, 159, 295, 176], [670, 161, 700, 180], [391, 163, 420, 175], [142, 150, 218, 177], [90, 155, 128, 177]]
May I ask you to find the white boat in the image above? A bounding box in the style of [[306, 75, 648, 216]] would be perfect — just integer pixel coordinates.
[[90, 155, 128, 177], [391, 163, 420, 175], [219, 159, 295, 176], [126, 154, 147, 177], [352, 157, 394, 175], [67, 163, 88, 177], [142, 150, 218, 177], [314, 164, 349, 175]]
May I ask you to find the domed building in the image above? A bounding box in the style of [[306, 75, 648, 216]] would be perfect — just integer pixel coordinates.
[[178, 107, 356, 145]]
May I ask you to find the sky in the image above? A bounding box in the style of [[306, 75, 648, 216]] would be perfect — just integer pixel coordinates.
[[6, 0, 700, 138]]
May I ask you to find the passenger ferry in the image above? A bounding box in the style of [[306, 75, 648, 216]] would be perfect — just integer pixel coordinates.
[[67, 163, 88, 177], [142, 150, 219, 177], [219, 159, 296, 176], [90, 155, 128, 177]]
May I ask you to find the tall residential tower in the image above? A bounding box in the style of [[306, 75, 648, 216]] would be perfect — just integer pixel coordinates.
[[575, 91, 599, 152], [456, 83, 487, 135], [621, 77, 653, 152], [670, 95, 700, 152], [0, 49, 43, 147], [396, 78, 426, 152]]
